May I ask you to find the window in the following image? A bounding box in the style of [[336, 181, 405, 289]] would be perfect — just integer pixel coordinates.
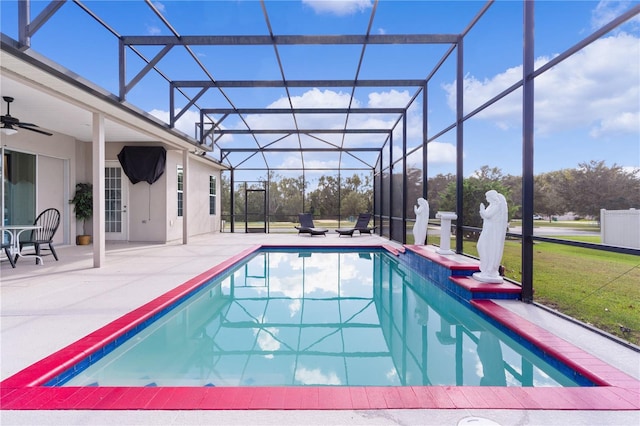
[[209, 175, 217, 215], [177, 165, 183, 217]]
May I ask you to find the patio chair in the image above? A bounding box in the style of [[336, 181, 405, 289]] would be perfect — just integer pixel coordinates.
[[335, 213, 377, 237], [294, 213, 328, 236], [1, 233, 16, 268], [17, 207, 61, 264]]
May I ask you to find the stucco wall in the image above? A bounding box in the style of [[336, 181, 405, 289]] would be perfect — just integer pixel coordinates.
[[2, 137, 221, 246], [106, 143, 168, 243], [3, 131, 76, 246], [165, 150, 221, 242]]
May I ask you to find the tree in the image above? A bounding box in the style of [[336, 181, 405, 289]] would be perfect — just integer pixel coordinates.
[[438, 166, 514, 238], [554, 161, 640, 219], [426, 173, 455, 217], [340, 173, 372, 217], [268, 173, 305, 221], [534, 171, 566, 220], [221, 173, 231, 217], [501, 174, 522, 218], [307, 175, 340, 218], [405, 167, 424, 216]]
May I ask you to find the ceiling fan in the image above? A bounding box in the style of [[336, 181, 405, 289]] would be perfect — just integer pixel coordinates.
[[1, 96, 53, 136]]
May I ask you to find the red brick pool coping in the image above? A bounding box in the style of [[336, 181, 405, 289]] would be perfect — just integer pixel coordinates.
[[2, 244, 639, 410]]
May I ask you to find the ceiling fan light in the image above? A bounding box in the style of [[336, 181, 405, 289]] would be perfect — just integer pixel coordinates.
[[0, 125, 18, 136]]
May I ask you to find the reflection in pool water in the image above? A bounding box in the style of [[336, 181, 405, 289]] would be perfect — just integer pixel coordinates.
[[62, 250, 581, 387]]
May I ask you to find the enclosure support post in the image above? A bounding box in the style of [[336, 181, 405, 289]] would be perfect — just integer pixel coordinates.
[[230, 169, 235, 233], [422, 84, 428, 200], [455, 36, 464, 254], [521, 0, 535, 302], [402, 113, 408, 244]]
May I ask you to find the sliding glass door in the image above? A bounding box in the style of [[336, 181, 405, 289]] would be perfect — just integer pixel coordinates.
[[2, 149, 36, 228]]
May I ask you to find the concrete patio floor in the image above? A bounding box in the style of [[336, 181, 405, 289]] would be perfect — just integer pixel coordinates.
[[1, 232, 639, 425]]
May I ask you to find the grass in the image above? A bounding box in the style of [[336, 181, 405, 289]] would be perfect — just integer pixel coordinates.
[[529, 242, 639, 346]]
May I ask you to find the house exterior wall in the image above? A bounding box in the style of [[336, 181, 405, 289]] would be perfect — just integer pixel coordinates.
[[186, 155, 222, 236], [106, 143, 169, 243], [165, 150, 222, 242], [2, 131, 76, 246], [2, 138, 222, 247]]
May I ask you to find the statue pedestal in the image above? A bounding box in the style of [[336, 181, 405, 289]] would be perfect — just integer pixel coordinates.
[[472, 271, 504, 284], [436, 211, 457, 255]]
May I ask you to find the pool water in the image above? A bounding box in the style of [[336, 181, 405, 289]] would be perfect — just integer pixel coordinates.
[[62, 249, 582, 387]]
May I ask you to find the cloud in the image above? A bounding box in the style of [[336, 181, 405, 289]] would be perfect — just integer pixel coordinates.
[[591, 1, 640, 31], [442, 33, 640, 139], [152, 2, 165, 13], [302, 0, 372, 16], [149, 108, 234, 146], [590, 111, 640, 137], [237, 88, 429, 170], [427, 141, 457, 164], [151, 87, 445, 170], [272, 88, 357, 109], [146, 25, 162, 35], [149, 108, 198, 136], [295, 366, 342, 385], [255, 327, 281, 352], [367, 89, 411, 108]]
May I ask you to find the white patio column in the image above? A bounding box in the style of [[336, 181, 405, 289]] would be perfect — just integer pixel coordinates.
[[182, 149, 189, 244], [92, 112, 106, 267]]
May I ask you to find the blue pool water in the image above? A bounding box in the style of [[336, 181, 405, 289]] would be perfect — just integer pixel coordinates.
[[62, 249, 584, 387]]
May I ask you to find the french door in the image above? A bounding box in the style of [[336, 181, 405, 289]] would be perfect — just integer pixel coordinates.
[[105, 161, 128, 241]]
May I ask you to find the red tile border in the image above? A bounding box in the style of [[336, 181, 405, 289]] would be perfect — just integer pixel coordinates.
[[450, 275, 522, 294], [2, 244, 639, 411], [404, 245, 479, 271]]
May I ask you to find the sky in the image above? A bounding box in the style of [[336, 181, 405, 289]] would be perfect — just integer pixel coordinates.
[[1, 0, 639, 181]]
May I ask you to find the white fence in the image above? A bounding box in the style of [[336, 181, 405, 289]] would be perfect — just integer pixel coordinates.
[[600, 209, 640, 249]]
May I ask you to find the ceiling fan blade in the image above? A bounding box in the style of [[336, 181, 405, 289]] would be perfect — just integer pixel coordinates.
[[17, 123, 53, 136]]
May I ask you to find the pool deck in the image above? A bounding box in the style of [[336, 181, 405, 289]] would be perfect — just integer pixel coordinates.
[[1, 232, 639, 425]]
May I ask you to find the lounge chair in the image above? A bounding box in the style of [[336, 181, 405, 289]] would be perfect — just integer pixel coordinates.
[[17, 207, 60, 264], [335, 213, 377, 237], [295, 213, 328, 236]]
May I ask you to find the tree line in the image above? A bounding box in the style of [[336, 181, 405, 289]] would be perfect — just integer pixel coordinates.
[[221, 171, 373, 222], [222, 160, 640, 225]]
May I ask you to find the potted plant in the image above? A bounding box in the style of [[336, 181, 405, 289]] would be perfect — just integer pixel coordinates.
[[70, 183, 93, 245]]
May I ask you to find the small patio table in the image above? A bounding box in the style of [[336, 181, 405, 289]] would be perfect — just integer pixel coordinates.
[[1, 225, 43, 265]]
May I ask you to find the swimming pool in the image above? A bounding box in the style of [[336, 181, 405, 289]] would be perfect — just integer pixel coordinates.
[[59, 249, 583, 388], [2, 244, 638, 410]]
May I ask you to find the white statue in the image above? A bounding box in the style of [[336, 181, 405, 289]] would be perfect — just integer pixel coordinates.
[[412, 197, 429, 245], [477, 332, 506, 386], [472, 190, 508, 283]]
